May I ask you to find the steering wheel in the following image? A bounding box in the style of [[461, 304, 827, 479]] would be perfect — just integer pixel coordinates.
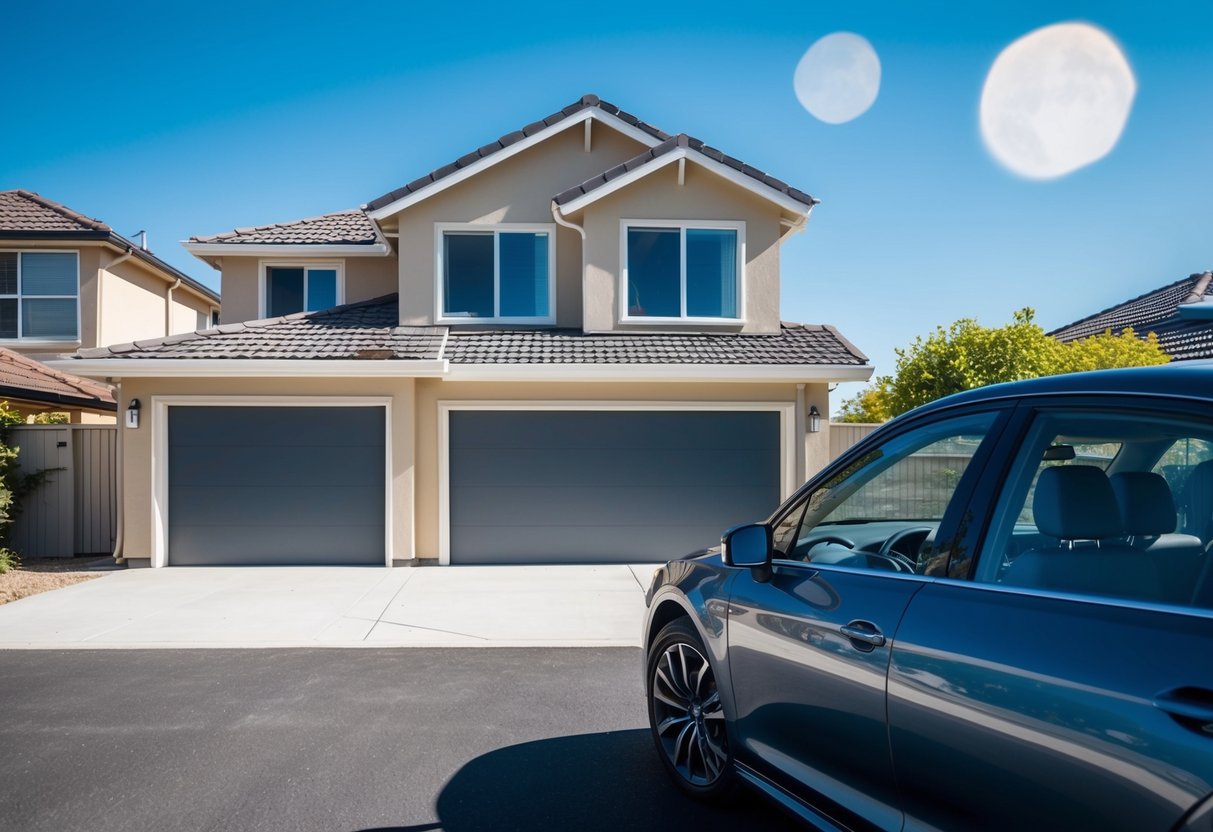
[[878, 526, 935, 573], [811, 535, 856, 549]]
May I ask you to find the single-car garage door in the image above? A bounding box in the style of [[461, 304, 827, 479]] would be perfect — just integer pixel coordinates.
[[168, 405, 386, 565], [448, 410, 781, 564]]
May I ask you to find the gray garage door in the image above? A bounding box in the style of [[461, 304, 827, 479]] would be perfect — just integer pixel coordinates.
[[168, 406, 386, 565], [449, 410, 781, 564]]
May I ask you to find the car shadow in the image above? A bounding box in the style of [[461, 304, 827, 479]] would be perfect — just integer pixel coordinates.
[[356, 728, 802, 832]]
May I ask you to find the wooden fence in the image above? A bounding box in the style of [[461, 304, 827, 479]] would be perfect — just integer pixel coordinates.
[[829, 422, 881, 460], [9, 425, 116, 557]]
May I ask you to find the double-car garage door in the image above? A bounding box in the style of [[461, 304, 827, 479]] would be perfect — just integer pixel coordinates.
[[165, 405, 781, 566], [447, 410, 782, 564]]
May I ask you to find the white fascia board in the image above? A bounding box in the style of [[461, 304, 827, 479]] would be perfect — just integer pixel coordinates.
[[443, 363, 873, 383], [47, 358, 449, 379], [180, 242, 391, 257], [556, 148, 815, 218], [365, 109, 665, 221]]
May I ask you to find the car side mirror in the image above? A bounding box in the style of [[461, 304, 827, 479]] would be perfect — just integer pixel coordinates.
[[723, 523, 773, 583]]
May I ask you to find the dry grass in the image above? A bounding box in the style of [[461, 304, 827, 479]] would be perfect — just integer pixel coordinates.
[[0, 557, 107, 605]]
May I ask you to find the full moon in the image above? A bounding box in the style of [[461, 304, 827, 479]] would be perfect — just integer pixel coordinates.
[[980, 22, 1136, 179], [794, 33, 881, 124]]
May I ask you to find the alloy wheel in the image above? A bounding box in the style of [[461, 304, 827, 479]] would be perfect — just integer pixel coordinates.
[[650, 640, 729, 786]]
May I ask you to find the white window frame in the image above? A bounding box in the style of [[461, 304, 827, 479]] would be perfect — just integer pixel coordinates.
[[0, 249, 81, 343], [618, 219, 746, 325], [434, 223, 557, 325], [258, 261, 345, 318]]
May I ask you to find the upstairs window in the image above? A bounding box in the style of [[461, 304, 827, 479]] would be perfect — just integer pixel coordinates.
[[0, 251, 79, 341], [263, 264, 341, 317], [622, 221, 743, 321], [437, 224, 554, 323]]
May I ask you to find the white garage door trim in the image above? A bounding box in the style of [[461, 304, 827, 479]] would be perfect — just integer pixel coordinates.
[[151, 395, 393, 568], [436, 400, 796, 566]]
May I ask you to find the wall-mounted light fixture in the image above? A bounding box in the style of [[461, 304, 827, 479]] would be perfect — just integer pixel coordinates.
[[808, 405, 822, 433], [125, 398, 141, 429]]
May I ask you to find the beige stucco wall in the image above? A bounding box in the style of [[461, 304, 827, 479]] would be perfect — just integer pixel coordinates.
[[117, 377, 417, 565], [389, 123, 649, 327], [575, 163, 785, 334], [217, 255, 398, 324], [114, 375, 832, 566]]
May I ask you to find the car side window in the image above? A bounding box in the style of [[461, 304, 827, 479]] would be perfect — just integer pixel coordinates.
[[974, 409, 1213, 609], [771, 412, 998, 575]]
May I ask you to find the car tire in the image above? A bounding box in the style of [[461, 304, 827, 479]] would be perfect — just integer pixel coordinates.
[[646, 618, 738, 801]]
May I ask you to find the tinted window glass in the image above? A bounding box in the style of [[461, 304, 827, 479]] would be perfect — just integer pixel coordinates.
[[267, 267, 304, 317], [686, 229, 737, 318], [306, 269, 337, 312], [0, 253, 16, 295], [443, 233, 494, 317], [626, 228, 680, 317], [499, 232, 548, 317], [20, 252, 76, 295], [975, 410, 1213, 609], [773, 412, 996, 574]]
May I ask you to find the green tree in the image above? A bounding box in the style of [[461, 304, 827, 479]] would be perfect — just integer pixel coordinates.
[[838, 309, 1170, 421]]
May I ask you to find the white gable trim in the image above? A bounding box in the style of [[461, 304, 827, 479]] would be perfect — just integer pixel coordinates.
[[364, 109, 665, 221], [555, 147, 816, 217]]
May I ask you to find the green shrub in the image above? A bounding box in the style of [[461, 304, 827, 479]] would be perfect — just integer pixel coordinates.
[[0, 548, 18, 574]]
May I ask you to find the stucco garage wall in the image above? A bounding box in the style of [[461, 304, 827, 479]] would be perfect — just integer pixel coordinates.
[[117, 377, 416, 564]]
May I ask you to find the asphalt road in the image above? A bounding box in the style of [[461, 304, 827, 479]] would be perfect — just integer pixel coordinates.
[[0, 648, 801, 832]]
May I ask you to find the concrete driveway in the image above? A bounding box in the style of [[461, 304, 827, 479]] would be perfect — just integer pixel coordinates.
[[0, 564, 662, 649]]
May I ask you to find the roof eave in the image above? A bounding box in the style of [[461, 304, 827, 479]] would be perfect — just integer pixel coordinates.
[[180, 242, 392, 258], [48, 358, 449, 379], [443, 363, 873, 383]]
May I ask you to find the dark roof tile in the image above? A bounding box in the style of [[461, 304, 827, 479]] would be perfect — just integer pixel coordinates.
[[189, 209, 379, 247]]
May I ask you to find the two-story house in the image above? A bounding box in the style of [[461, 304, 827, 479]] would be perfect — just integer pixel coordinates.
[[59, 95, 872, 568], [0, 190, 220, 422]]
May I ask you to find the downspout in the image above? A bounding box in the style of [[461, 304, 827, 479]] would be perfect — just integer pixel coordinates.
[[551, 201, 587, 325], [164, 278, 181, 336], [109, 377, 125, 565], [795, 383, 807, 487], [98, 247, 134, 350]]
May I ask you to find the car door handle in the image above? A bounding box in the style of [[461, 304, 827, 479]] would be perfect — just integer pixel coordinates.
[[839, 621, 886, 648], [1154, 687, 1213, 733]]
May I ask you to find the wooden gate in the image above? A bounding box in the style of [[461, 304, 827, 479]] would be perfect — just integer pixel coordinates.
[[8, 425, 116, 557]]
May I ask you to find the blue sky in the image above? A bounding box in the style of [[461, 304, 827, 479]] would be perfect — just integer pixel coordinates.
[[4, 1, 1211, 406]]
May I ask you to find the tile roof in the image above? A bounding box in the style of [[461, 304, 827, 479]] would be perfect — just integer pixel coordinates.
[[0, 190, 219, 304], [554, 133, 818, 209], [0, 347, 115, 410], [364, 94, 671, 213], [188, 210, 380, 246], [72, 295, 867, 366], [1051, 271, 1213, 361], [443, 322, 865, 365], [0, 190, 110, 234], [75, 295, 445, 361]]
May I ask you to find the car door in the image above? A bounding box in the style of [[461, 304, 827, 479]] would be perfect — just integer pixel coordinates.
[[727, 407, 1009, 830], [889, 400, 1213, 832]]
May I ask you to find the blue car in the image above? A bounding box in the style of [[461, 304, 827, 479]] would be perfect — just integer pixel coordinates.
[[643, 365, 1213, 831]]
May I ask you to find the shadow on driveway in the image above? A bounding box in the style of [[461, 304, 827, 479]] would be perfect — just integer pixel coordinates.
[[358, 729, 801, 832]]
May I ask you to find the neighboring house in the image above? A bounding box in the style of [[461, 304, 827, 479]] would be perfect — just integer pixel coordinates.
[[0, 190, 220, 361], [0, 346, 115, 420], [57, 94, 872, 568], [1052, 270, 1213, 360]]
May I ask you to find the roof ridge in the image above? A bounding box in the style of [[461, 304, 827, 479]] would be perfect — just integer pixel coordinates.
[[8, 189, 110, 233], [363, 94, 672, 213]]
